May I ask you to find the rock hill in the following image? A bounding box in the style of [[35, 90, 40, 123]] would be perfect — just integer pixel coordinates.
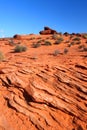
[[0, 28, 87, 130]]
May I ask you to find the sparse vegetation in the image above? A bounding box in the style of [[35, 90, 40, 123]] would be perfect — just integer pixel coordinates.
[[29, 37, 35, 40], [37, 40, 42, 43], [52, 34, 58, 40], [72, 37, 81, 41], [44, 41, 52, 46], [32, 43, 41, 48], [14, 45, 27, 52], [83, 34, 87, 39], [9, 39, 14, 45], [78, 45, 87, 51], [64, 48, 68, 54], [0, 51, 4, 61], [54, 37, 64, 44], [53, 50, 60, 56], [9, 39, 16, 46]]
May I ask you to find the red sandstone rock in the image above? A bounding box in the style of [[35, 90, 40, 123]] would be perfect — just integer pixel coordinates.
[[0, 33, 87, 130], [39, 26, 58, 35], [13, 34, 22, 39]]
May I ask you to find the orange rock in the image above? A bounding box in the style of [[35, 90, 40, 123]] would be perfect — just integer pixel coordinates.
[[39, 26, 58, 34], [0, 31, 87, 130]]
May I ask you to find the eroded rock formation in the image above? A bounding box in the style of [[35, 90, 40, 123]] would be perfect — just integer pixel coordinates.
[[39, 26, 58, 35], [0, 33, 87, 130]]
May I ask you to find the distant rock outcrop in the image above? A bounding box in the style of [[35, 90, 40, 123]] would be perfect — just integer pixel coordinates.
[[39, 26, 58, 35], [13, 34, 22, 39]]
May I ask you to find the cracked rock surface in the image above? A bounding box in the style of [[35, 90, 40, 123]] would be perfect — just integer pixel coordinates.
[[0, 34, 87, 130]]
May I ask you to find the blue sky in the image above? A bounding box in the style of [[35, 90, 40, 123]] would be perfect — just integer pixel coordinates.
[[0, 0, 87, 37]]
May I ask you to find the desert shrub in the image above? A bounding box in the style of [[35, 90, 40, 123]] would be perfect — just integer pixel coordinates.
[[54, 37, 64, 44], [53, 50, 60, 56], [14, 45, 27, 52], [64, 48, 68, 54], [44, 41, 52, 46], [9, 39, 16, 46], [29, 37, 35, 40], [58, 37, 64, 41], [37, 40, 42, 43], [83, 34, 87, 39], [72, 37, 81, 41], [52, 34, 58, 40], [32, 43, 41, 48], [0, 51, 4, 61]]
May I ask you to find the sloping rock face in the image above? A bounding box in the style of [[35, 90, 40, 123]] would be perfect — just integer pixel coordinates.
[[0, 34, 87, 130], [39, 26, 58, 35], [0, 62, 87, 130]]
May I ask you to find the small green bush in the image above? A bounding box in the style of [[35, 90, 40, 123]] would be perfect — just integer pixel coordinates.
[[0, 51, 4, 61], [52, 34, 58, 40], [83, 34, 87, 39], [44, 41, 52, 46], [14, 45, 27, 52], [32, 43, 41, 48], [29, 37, 35, 40], [54, 37, 64, 44], [72, 37, 81, 41], [37, 40, 42, 43], [53, 50, 60, 56]]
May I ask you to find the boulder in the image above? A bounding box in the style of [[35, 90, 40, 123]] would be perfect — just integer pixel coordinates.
[[13, 34, 22, 39], [39, 26, 58, 35]]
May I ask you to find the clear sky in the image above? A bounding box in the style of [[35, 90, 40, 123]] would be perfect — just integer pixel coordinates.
[[0, 0, 87, 37]]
